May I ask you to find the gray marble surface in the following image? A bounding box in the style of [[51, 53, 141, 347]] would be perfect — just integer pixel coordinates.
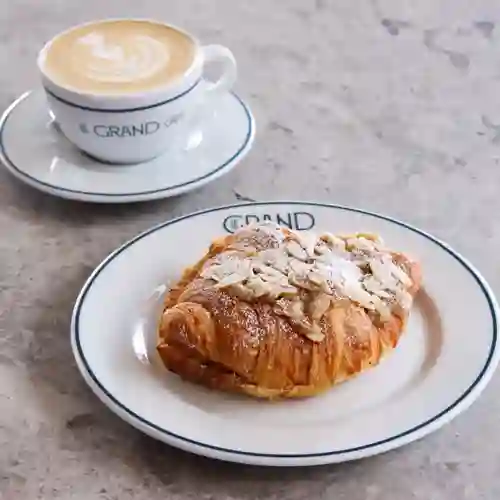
[[1, 0, 500, 498]]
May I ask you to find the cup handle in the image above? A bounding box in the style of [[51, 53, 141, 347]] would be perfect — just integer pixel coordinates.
[[177, 45, 236, 152], [199, 44, 237, 96]]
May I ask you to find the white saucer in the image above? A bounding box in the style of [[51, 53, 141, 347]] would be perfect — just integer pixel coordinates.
[[0, 90, 254, 203], [71, 202, 499, 466]]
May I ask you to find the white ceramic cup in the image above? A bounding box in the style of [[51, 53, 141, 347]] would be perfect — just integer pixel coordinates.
[[37, 19, 237, 164]]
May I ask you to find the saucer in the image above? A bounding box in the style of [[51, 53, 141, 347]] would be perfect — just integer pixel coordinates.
[[0, 90, 255, 203]]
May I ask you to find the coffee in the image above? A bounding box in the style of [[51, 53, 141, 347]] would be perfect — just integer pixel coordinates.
[[41, 20, 196, 95]]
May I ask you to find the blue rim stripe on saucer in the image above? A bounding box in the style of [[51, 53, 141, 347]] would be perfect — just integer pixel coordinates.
[[0, 91, 254, 197], [72, 202, 499, 459], [43, 77, 201, 113]]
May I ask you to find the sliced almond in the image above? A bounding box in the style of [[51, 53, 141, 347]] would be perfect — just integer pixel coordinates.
[[385, 257, 412, 287], [346, 237, 377, 254], [285, 240, 308, 261], [394, 288, 412, 310], [214, 272, 248, 288], [369, 257, 397, 289], [320, 232, 347, 251], [314, 249, 335, 264], [274, 284, 298, 298], [254, 262, 287, 280], [290, 300, 304, 320], [289, 259, 312, 276], [259, 249, 289, 273], [308, 270, 327, 287], [268, 285, 297, 299], [295, 231, 318, 258], [246, 276, 270, 298], [309, 294, 332, 320], [305, 323, 325, 342], [229, 283, 255, 301], [362, 276, 391, 298]]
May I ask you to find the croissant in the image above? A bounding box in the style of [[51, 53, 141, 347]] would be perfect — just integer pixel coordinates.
[[157, 222, 421, 399]]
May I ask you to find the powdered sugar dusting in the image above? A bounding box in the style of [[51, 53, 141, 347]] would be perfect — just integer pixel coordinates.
[[201, 222, 415, 342]]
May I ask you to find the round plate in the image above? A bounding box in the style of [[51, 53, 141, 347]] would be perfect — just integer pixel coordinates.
[[71, 202, 499, 466], [0, 90, 254, 203]]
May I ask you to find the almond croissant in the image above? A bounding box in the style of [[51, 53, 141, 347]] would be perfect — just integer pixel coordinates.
[[157, 222, 421, 399]]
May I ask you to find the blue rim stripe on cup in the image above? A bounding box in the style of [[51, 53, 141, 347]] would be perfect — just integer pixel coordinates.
[[43, 77, 202, 113]]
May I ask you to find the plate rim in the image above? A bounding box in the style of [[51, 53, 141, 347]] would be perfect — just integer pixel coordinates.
[[0, 90, 255, 203], [71, 201, 500, 464]]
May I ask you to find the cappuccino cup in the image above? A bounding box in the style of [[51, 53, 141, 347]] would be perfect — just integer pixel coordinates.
[[37, 19, 237, 164]]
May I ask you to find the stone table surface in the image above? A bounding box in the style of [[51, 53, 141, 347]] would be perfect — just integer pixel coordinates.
[[1, 0, 500, 499]]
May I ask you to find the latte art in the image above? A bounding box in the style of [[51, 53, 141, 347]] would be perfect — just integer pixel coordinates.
[[42, 20, 196, 94], [74, 32, 170, 83]]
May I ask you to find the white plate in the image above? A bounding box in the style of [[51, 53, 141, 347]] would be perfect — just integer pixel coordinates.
[[0, 90, 254, 203], [71, 202, 499, 466]]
